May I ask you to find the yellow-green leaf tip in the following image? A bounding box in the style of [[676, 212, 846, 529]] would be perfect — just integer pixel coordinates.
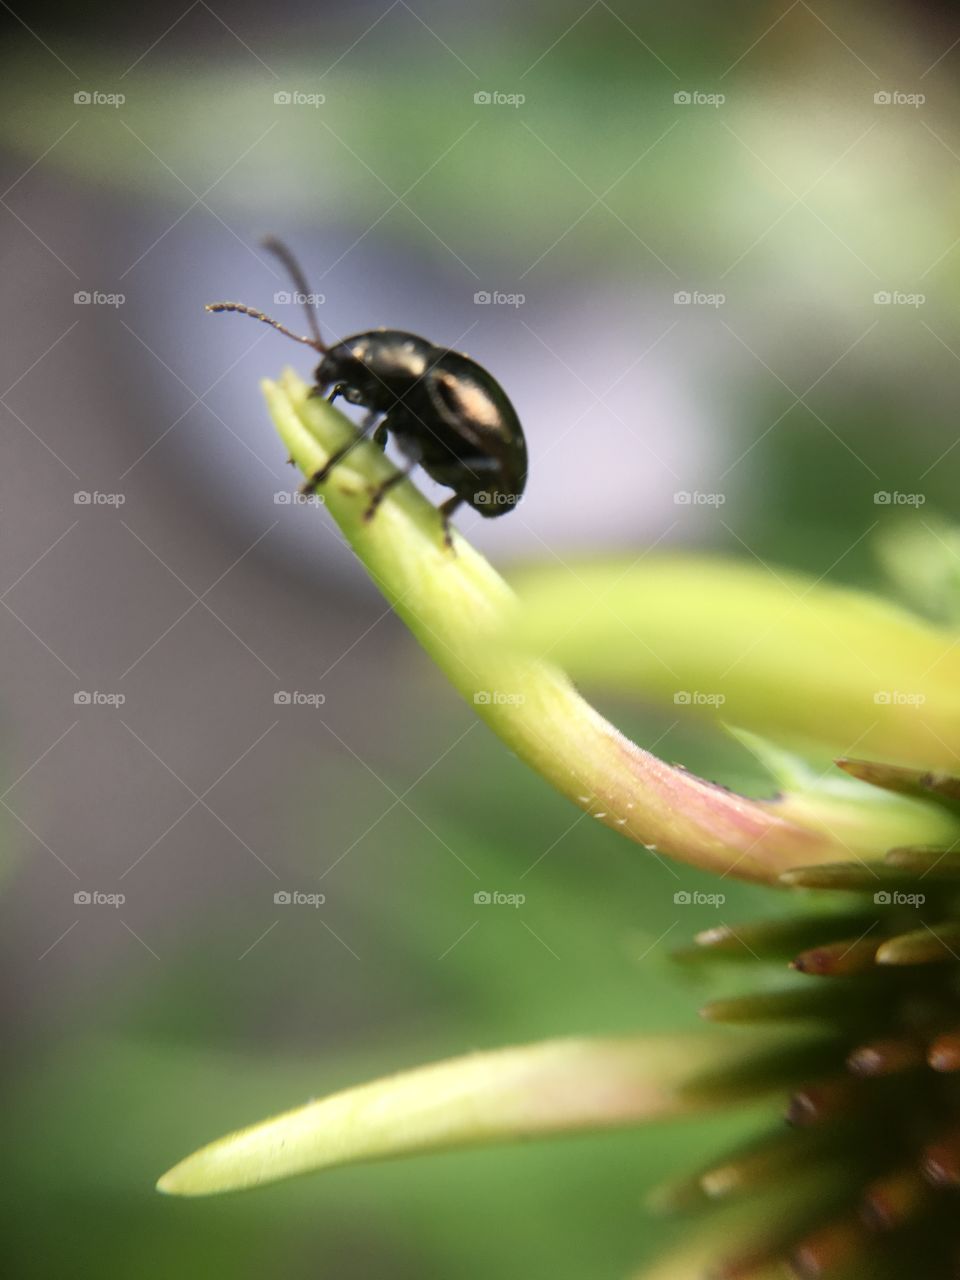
[[156, 1033, 770, 1197]]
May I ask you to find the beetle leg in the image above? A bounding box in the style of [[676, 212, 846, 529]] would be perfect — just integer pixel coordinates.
[[363, 462, 415, 522], [307, 380, 339, 402], [372, 422, 388, 451], [437, 494, 463, 551], [301, 411, 382, 495]]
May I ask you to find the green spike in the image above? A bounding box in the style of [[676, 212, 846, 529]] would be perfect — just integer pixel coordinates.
[[836, 759, 960, 811], [875, 923, 960, 966], [792, 936, 881, 977], [883, 845, 960, 875], [701, 981, 891, 1024], [780, 862, 931, 892], [682, 1036, 844, 1105], [679, 913, 876, 962]]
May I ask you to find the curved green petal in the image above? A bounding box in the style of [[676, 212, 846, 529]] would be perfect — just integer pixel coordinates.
[[258, 370, 892, 884], [514, 557, 960, 772], [158, 1031, 811, 1197]]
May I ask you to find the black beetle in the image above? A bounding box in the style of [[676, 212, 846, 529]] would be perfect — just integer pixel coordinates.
[[208, 238, 528, 545]]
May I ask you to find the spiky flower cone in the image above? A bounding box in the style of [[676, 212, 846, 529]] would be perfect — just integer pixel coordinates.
[[657, 760, 960, 1279]]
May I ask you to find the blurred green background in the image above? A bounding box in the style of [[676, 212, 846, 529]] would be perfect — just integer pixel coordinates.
[[1, 1, 959, 1275]]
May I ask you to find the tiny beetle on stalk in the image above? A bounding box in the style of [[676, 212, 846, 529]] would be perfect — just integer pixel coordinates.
[[208, 238, 528, 546]]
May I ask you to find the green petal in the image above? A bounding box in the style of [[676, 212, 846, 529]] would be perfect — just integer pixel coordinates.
[[157, 1031, 809, 1197], [260, 371, 870, 884], [514, 557, 960, 771]]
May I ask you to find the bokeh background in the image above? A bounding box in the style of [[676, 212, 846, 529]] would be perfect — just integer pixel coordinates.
[[2, 1, 959, 1275]]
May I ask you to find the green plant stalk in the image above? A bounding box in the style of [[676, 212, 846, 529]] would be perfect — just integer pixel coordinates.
[[262, 369, 954, 883]]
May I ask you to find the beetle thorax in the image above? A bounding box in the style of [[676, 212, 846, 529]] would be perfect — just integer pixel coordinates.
[[317, 330, 436, 409], [353, 332, 432, 377]]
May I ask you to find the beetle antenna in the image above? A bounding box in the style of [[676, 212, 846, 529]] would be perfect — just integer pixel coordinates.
[[261, 235, 326, 350], [204, 302, 321, 349]]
